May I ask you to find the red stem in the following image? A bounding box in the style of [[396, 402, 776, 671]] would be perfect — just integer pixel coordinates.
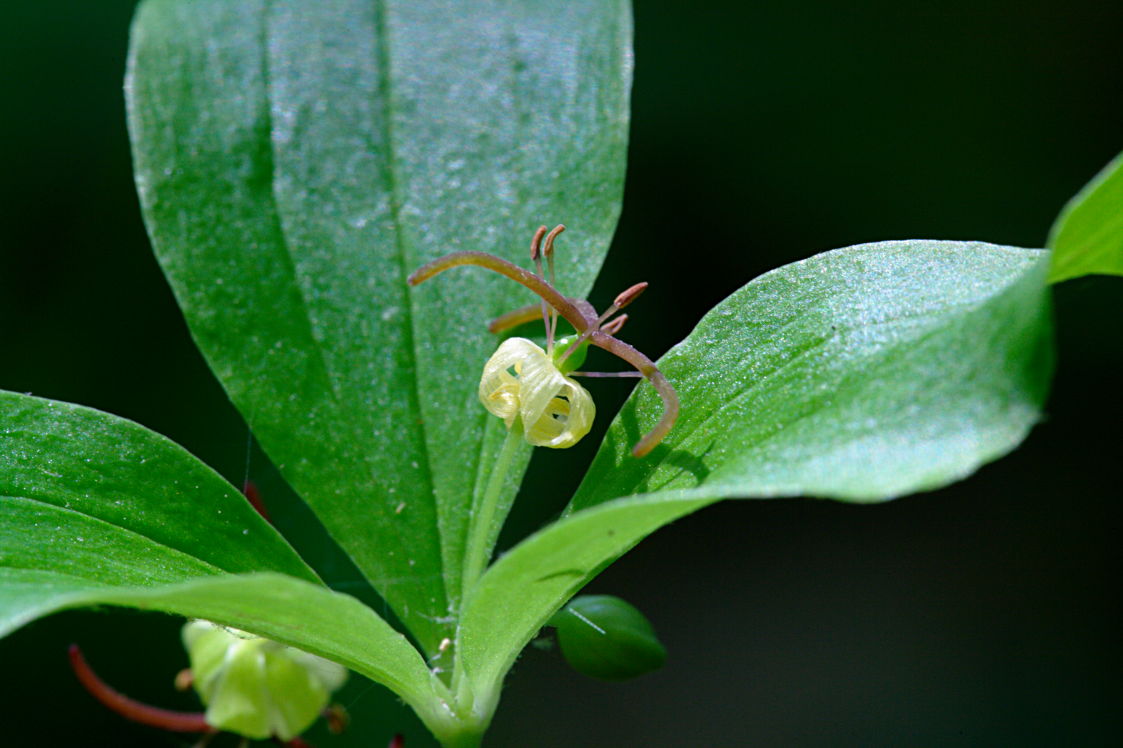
[[68, 644, 212, 733]]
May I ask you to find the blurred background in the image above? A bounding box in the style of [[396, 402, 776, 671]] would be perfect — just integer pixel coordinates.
[[1, 0, 1120, 745]]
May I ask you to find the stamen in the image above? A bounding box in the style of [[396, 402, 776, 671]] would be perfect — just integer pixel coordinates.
[[600, 313, 628, 336], [488, 303, 546, 334], [174, 668, 194, 691], [613, 282, 648, 310], [592, 282, 648, 330], [561, 281, 650, 365], [323, 704, 349, 734], [542, 225, 565, 286], [542, 225, 565, 349], [68, 644, 212, 733], [529, 225, 551, 353], [528, 225, 547, 263], [559, 282, 644, 365]]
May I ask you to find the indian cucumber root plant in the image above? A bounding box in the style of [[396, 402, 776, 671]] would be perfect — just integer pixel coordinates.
[[1, 1, 1120, 746]]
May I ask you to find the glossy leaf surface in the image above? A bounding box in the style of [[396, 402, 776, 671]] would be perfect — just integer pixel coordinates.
[[4, 572, 443, 722], [1048, 151, 1123, 282], [0, 390, 317, 629], [126, 0, 631, 652], [554, 594, 667, 681], [460, 240, 1053, 702], [0, 391, 441, 722], [572, 240, 1054, 509]]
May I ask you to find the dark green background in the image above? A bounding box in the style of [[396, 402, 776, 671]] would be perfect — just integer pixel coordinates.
[[2, 1, 1120, 745]]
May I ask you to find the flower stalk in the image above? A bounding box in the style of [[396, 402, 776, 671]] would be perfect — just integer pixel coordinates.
[[461, 418, 526, 595]]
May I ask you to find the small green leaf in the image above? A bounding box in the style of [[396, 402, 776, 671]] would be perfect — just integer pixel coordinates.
[[553, 595, 666, 681], [459, 240, 1053, 705], [459, 491, 711, 709], [126, 0, 631, 652], [1048, 151, 1123, 282]]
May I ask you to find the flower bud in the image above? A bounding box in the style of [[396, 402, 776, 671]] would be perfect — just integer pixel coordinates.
[[553, 595, 667, 681]]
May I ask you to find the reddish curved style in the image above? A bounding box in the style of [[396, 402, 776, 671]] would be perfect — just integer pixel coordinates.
[[68, 644, 212, 733]]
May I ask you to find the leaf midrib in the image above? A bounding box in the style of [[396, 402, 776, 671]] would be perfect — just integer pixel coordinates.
[[368, 0, 446, 629], [251, 0, 449, 642]]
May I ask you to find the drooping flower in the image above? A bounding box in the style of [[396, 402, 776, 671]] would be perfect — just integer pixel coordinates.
[[182, 620, 348, 741], [479, 336, 595, 448], [67, 481, 352, 747]]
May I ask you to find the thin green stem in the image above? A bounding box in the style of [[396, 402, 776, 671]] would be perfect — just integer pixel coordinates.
[[435, 726, 485, 748], [461, 419, 524, 598]]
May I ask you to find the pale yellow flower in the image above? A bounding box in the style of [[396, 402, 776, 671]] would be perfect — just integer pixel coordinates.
[[479, 337, 594, 448]]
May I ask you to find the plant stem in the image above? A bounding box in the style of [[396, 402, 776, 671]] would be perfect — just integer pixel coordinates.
[[461, 420, 523, 599], [438, 729, 485, 748]]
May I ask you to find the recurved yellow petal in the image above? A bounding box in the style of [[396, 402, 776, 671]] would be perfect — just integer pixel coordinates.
[[479, 337, 594, 448]]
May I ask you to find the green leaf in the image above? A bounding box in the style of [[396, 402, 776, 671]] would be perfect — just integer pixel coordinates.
[[0, 392, 446, 732], [1048, 151, 1123, 283], [0, 390, 318, 617], [3, 571, 448, 733], [553, 594, 667, 681], [459, 240, 1053, 704], [573, 240, 1054, 509], [458, 491, 711, 712], [126, 0, 632, 653]]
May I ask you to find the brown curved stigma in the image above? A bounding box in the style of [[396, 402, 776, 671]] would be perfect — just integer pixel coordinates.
[[408, 248, 678, 457]]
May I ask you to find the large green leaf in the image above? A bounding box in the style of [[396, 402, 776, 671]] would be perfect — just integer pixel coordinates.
[[0, 393, 447, 732], [126, 0, 631, 654], [2, 572, 449, 735], [459, 240, 1053, 705], [572, 240, 1053, 509], [1048, 151, 1123, 283], [0, 390, 317, 611]]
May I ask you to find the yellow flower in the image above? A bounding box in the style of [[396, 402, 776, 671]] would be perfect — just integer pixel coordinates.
[[182, 620, 348, 741], [479, 337, 595, 448]]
